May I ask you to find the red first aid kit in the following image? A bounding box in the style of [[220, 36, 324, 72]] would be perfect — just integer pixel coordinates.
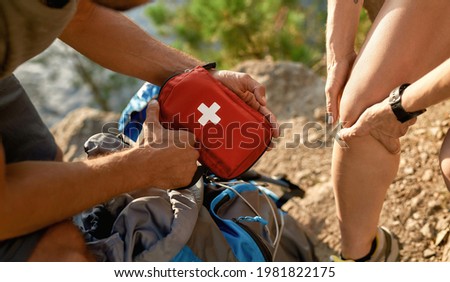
[[158, 65, 273, 180]]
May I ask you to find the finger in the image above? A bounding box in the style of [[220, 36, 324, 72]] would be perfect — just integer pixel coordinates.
[[396, 117, 417, 137], [240, 90, 260, 110], [371, 131, 401, 154], [260, 106, 280, 138], [214, 70, 266, 108], [144, 100, 163, 142], [325, 92, 333, 123], [405, 117, 417, 127], [180, 156, 201, 188], [383, 136, 401, 154], [252, 84, 267, 106], [175, 130, 198, 149], [330, 95, 340, 125], [399, 126, 409, 137], [325, 79, 342, 125], [337, 128, 351, 142], [325, 96, 339, 125], [325, 79, 335, 122], [186, 131, 198, 148], [337, 123, 363, 142], [337, 127, 356, 141], [242, 73, 266, 106]]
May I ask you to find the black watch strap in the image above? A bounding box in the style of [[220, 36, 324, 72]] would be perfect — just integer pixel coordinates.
[[202, 62, 217, 70], [41, 0, 70, 8], [390, 84, 426, 123]]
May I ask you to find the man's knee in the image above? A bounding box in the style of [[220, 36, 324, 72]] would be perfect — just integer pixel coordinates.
[[28, 221, 94, 262]]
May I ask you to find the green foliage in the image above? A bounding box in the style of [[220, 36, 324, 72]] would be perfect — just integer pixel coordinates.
[[146, 0, 326, 69], [30, 1, 375, 113], [356, 9, 373, 51]]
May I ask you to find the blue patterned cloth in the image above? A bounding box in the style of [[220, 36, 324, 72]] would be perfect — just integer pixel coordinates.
[[118, 83, 160, 142]]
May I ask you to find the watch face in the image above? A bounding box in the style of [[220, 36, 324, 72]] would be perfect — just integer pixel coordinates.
[[389, 89, 400, 104]]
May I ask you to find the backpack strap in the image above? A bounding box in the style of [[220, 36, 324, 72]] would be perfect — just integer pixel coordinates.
[[172, 165, 207, 190], [235, 170, 305, 208]]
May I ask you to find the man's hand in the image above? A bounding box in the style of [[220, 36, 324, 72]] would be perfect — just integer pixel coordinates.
[[211, 70, 280, 138], [338, 98, 417, 154], [137, 100, 199, 189]]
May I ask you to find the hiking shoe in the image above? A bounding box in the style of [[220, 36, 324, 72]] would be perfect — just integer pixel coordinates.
[[329, 255, 354, 262], [330, 226, 400, 262]]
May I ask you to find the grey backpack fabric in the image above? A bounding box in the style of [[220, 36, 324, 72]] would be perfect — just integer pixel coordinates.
[[74, 180, 240, 262], [74, 133, 316, 262], [74, 180, 316, 262]]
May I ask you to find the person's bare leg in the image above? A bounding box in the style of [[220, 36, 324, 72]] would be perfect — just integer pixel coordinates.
[[27, 220, 95, 262], [439, 130, 450, 191], [334, 0, 450, 260]]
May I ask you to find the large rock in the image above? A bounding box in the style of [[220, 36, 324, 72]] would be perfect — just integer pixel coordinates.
[[51, 107, 120, 162], [233, 60, 326, 121]]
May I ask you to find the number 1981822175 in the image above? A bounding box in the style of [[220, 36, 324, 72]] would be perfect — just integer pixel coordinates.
[[256, 266, 336, 278]]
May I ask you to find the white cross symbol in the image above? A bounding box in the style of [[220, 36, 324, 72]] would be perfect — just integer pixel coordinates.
[[198, 102, 221, 126]]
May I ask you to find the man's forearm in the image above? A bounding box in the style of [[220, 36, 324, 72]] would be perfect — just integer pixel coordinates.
[[326, 0, 363, 63], [402, 59, 450, 112], [0, 148, 152, 240], [59, 0, 202, 85]]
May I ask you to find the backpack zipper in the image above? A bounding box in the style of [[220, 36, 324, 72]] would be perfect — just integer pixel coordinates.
[[233, 219, 273, 262], [211, 193, 273, 261]]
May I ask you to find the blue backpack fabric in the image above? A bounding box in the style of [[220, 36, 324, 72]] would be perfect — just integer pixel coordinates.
[[118, 82, 160, 142], [203, 181, 290, 262]]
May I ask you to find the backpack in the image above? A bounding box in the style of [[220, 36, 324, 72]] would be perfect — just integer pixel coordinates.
[[197, 174, 316, 262], [77, 133, 316, 261], [75, 78, 317, 261]]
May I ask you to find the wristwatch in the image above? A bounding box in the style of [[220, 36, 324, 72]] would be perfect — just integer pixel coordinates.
[[388, 83, 426, 123]]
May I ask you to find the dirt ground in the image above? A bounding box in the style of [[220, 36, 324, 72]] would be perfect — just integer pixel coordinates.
[[253, 100, 450, 262], [51, 60, 450, 262]]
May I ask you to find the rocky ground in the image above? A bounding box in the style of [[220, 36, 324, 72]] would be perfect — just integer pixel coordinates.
[[237, 59, 450, 261], [253, 100, 450, 262], [242, 60, 450, 262], [52, 60, 450, 262]]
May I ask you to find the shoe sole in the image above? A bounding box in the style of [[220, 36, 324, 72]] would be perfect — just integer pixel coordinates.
[[380, 226, 400, 262]]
